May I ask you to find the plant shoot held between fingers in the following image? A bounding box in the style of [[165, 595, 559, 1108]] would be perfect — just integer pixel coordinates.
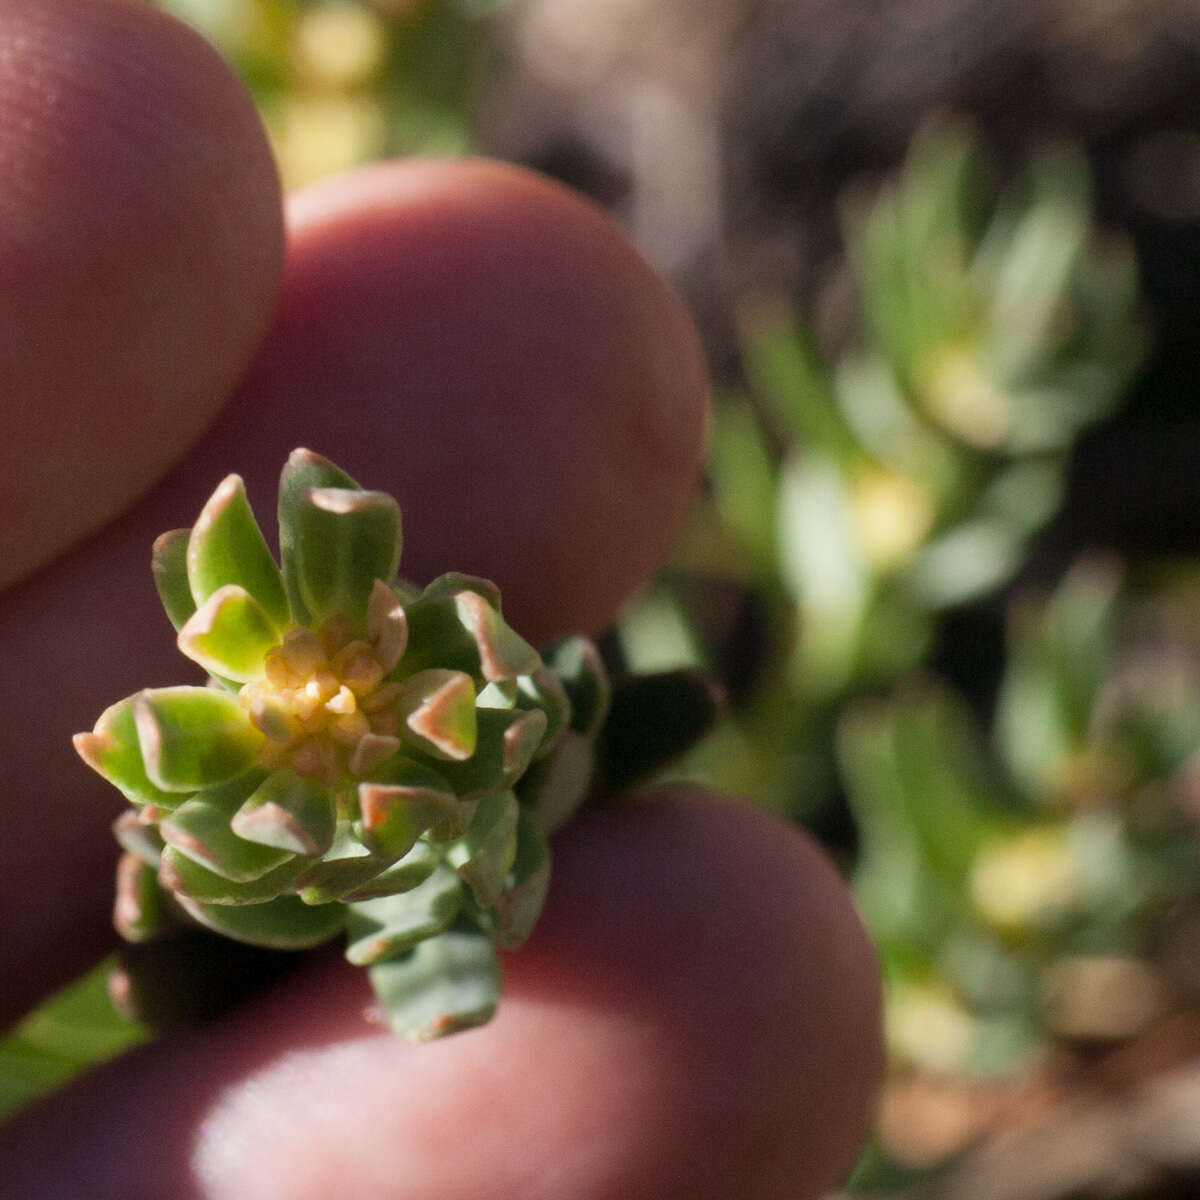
[[75, 448, 616, 1041]]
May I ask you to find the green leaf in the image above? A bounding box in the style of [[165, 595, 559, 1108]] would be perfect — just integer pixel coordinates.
[[545, 637, 610, 738], [187, 474, 289, 628], [909, 518, 1024, 609], [847, 117, 985, 385], [113, 853, 166, 942], [515, 667, 572, 759], [984, 145, 1090, 387], [477, 680, 518, 708], [158, 846, 305, 906], [176, 892, 346, 950], [0, 963, 148, 1121], [396, 582, 538, 683], [358, 759, 463, 858], [516, 729, 594, 836], [709, 392, 780, 571], [341, 840, 441, 901], [367, 579, 409, 674], [453, 591, 540, 681], [112, 810, 164, 866], [838, 702, 955, 952], [392, 594, 474, 677], [842, 686, 1010, 899], [396, 669, 478, 761], [492, 809, 551, 949], [151, 528, 196, 631], [344, 863, 463, 965], [1039, 559, 1120, 740], [288, 486, 401, 632], [740, 316, 857, 463], [277, 448, 361, 625], [500, 710, 547, 786], [417, 572, 503, 611], [160, 773, 292, 883], [293, 821, 397, 905], [177, 585, 282, 683], [367, 928, 500, 1041], [777, 454, 868, 695], [996, 559, 1120, 795], [74, 696, 186, 809], [447, 791, 518, 908], [231, 770, 335, 858], [411, 708, 530, 800], [133, 687, 264, 792]]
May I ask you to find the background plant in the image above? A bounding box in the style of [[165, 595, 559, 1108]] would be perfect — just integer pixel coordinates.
[[155, 0, 503, 187], [621, 119, 1144, 822]]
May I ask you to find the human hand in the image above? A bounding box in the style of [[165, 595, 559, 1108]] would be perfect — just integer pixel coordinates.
[[0, 2, 881, 1196]]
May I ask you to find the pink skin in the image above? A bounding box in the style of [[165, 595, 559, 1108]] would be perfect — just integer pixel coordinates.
[[0, 0, 283, 592], [0, 2, 882, 1196]]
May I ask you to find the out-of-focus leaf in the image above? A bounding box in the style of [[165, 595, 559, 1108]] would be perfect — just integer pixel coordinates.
[[109, 933, 299, 1033], [777, 454, 868, 695], [709, 392, 779, 571], [617, 582, 705, 675], [740, 314, 857, 463], [981, 145, 1091, 384], [976, 460, 1064, 535], [847, 118, 986, 388], [839, 702, 956, 954], [996, 559, 1121, 797], [842, 685, 1012, 911], [0, 963, 149, 1120], [908, 518, 1024, 610]]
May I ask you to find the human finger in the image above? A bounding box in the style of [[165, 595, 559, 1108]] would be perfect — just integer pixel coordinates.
[[0, 789, 882, 1200], [0, 0, 283, 592]]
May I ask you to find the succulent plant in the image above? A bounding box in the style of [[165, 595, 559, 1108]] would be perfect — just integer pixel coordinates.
[[75, 449, 613, 1040]]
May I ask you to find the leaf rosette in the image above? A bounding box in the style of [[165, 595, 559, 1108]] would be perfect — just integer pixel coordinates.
[[76, 449, 610, 1040]]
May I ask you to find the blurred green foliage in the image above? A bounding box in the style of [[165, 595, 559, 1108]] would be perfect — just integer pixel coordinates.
[[0, 964, 148, 1119], [625, 119, 1145, 816], [848, 561, 1200, 1050], [155, 0, 501, 186]]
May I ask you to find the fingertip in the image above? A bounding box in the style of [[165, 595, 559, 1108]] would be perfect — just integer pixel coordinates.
[[0, 0, 283, 589], [207, 158, 709, 642], [516, 785, 885, 1196]]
